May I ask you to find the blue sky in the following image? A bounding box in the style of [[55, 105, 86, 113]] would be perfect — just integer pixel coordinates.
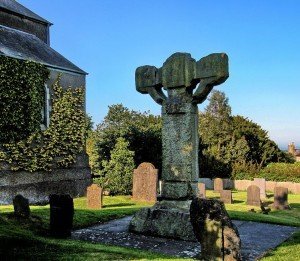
[[20, 0, 300, 149]]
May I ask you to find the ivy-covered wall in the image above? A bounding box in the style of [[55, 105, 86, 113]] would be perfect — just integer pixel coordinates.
[[0, 56, 87, 172], [0, 56, 49, 143]]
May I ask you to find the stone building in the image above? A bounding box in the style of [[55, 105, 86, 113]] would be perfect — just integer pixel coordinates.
[[288, 142, 300, 162], [0, 0, 91, 204]]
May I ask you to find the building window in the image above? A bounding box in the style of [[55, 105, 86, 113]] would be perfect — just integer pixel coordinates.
[[40, 84, 51, 130]]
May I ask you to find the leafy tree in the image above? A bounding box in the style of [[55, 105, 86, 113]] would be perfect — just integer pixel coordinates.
[[100, 137, 135, 195], [94, 104, 162, 175]]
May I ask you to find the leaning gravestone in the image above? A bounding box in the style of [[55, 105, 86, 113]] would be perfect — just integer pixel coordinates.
[[214, 178, 224, 192], [13, 194, 30, 218], [253, 178, 266, 199], [190, 198, 242, 261], [274, 187, 289, 210], [132, 162, 158, 203], [220, 190, 233, 204], [129, 52, 229, 240], [50, 194, 74, 238], [197, 183, 206, 198], [87, 184, 103, 209], [247, 185, 261, 206]]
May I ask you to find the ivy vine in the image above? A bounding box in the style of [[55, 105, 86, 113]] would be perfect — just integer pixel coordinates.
[[0, 72, 87, 172], [0, 56, 49, 143]]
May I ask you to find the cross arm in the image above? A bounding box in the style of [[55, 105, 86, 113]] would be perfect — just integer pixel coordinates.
[[135, 65, 166, 105], [193, 53, 229, 104]]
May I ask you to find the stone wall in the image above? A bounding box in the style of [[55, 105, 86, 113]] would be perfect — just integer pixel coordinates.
[[199, 178, 300, 194], [0, 153, 92, 204]]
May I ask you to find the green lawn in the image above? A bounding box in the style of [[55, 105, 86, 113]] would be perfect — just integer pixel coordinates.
[[0, 192, 299, 260]]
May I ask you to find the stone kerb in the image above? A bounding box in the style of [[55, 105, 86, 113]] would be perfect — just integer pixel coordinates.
[[214, 178, 223, 192], [132, 162, 158, 203], [87, 184, 103, 209], [247, 185, 261, 206], [274, 187, 289, 210]]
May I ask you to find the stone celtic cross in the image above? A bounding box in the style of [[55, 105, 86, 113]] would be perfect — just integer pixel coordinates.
[[136, 52, 228, 202]]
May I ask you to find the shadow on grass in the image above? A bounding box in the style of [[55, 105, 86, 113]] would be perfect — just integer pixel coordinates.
[[232, 200, 244, 204], [104, 202, 135, 208]]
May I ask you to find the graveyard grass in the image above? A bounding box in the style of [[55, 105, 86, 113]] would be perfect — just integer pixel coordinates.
[[0, 193, 299, 260]]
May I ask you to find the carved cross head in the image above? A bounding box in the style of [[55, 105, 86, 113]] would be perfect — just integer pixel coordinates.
[[135, 52, 229, 105]]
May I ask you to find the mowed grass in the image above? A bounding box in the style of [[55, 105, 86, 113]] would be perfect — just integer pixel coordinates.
[[206, 190, 300, 227], [0, 196, 186, 260], [0, 192, 299, 260]]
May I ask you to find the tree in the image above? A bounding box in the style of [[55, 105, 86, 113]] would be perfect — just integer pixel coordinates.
[[100, 137, 135, 195], [94, 104, 162, 175]]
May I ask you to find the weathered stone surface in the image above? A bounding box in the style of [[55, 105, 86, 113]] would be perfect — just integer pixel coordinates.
[[0, 153, 92, 205], [190, 198, 242, 261], [132, 162, 158, 203], [274, 187, 289, 210], [254, 178, 266, 199], [131, 52, 229, 239], [197, 183, 206, 198], [50, 194, 74, 238], [214, 178, 223, 192], [129, 201, 196, 241], [220, 190, 232, 204], [247, 185, 261, 206], [87, 184, 102, 209], [13, 194, 30, 218]]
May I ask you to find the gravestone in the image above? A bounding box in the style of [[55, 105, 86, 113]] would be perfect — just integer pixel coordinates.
[[253, 178, 266, 199], [220, 190, 232, 204], [214, 178, 224, 192], [274, 187, 289, 210], [247, 185, 261, 206], [50, 194, 74, 238], [190, 198, 242, 261], [132, 162, 158, 202], [129, 52, 229, 240], [197, 183, 206, 198], [87, 184, 103, 209], [13, 194, 30, 218]]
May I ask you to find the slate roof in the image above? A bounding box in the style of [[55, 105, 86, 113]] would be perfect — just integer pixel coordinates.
[[0, 25, 87, 75], [0, 0, 51, 24]]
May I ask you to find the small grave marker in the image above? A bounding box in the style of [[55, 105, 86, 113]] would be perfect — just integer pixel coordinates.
[[253, 178, 266, 199], [132, 162, 158, 203], [220, 190, 232, 204], [87, 184, 103, 209], [197, 183, 206, 198], [247, 185, 261, 206], [13, 194, 30, 218], [50, 194, 74, 238], [214, 178, 223, 192], [274, 187, 289, 210]]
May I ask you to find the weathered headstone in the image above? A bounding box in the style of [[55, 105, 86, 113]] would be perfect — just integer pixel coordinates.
[[247, 185, 261, 206], [214, 178, 224, 192], [253, 178, 266, 199], [129, 52, 229, 240], [197, 183, 206, 198], [190, 198, 242, 261], [87, 184, 103, 209], [13, 194, 30, 218], [132, 162, 158, 202], [274, 187, 289, 210], [220, 190, 233, 204], [49, 194, 74, 238]]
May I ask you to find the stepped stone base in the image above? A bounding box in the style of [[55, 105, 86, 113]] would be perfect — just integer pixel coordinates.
[[129, 200, 196, 241]]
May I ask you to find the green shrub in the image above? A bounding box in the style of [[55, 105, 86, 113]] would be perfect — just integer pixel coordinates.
[[98, 137, 135, 195], [258, 162, 300, 183]]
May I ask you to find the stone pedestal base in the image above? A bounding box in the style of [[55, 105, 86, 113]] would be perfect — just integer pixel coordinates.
[[129, 200, 196, 241]]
